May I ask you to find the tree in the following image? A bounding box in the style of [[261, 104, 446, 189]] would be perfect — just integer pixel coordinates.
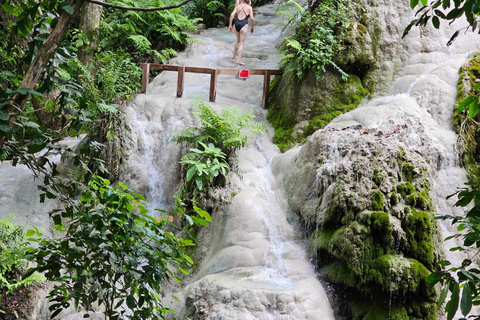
[[0, 0, 196, 151], [405, 0, 480, 45], [78, 0, 103, 68], [427, 178, 480, 320], [25, 176, 210, 319]]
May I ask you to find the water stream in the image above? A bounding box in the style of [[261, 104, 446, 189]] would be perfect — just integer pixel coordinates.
[[120, 2, 335, 319]]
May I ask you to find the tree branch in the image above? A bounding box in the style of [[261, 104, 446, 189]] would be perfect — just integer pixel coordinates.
[[86, 0, 195, 11]]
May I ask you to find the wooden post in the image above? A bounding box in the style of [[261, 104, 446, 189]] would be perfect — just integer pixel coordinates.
[[141, 63, 150, 93], [209, 69, 218, 102], [262, 70, 271, 109], [177, 66, 185, 98]]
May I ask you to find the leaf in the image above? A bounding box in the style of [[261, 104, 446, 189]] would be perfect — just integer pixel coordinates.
[[15, 87, 45, 97], [186, 166, 196, 182], [458, 95, 476, 112], [432, 16, 440, 28], [183, 254, 193, 264], [447, 282, 460, 320], [26, 229, 35, 237], [461, 283, 472, 315], [173, 276, 183, 282], [420, 0, 428, 5], [1, 4, 14, 13], [469, 99, 480, 117], [439, 282, 449, 307], [62, 5, 74, 15], [81, 193, 92, 203], [185, 215, 193, 226], [410, 0, 419, 8], [0, 109, 8, 121], [435, 9, 446, 18], [126, 295, 136, 309], [194, 206, 212, 222], [23, 121, 40, 128], [178, 266, 190, 275], [447, 30, 460, 46]]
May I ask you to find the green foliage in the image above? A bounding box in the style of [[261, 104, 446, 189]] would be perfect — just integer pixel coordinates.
[[453, 54, 480, 178], [99, 0, 197, 61], [0, 219, 45, 312], [279, 0, 354, 79], [182, 0, 231, 28], [406, 0, 480, 47], [173, 100, 265, 154], [64, 51, 142, 119], [181, 142, 230, 191], [430, 177, 480, 320], [26, 177, 207, 320]]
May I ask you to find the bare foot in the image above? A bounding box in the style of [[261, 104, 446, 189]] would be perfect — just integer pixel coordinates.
[[237, 61, 245, 66], [232, 56, 236, 59]]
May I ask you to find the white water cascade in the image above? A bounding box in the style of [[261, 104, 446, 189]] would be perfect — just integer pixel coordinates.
[[3, 0, 480, 319], [119, 2, 335, 319]]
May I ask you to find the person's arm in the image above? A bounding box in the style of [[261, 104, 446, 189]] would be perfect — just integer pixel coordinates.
[[229, 6, 237, 32], [250, 6, 254, 33]]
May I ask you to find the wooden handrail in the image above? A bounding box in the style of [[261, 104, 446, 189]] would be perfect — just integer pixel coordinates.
[[140, 63, 282, 108]]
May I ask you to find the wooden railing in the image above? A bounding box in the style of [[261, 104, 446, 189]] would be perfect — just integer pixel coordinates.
[[140, 63, 282, 108]]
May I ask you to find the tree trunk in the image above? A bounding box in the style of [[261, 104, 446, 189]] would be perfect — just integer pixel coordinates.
[[78, 0, 103, 70], [11, 0, 87, 111], [0, 0, 87, 151]]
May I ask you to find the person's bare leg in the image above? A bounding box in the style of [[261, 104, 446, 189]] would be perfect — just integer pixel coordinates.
[[233, 29, 241, 59], [236, 25, 248, 65]]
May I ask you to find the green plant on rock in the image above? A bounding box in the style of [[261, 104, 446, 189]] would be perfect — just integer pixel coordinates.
[[280, 0, 354, 79], [173, 100, 265, 155], [25, 176, 208, 320], [429, 177, 480, 320], [0, 219, 45, 314], [181, 142, 230, 191]]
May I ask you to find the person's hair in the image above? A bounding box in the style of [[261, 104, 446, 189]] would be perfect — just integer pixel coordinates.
[[244, 0, 251, 5]]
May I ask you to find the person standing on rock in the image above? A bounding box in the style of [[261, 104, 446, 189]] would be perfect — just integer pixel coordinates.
[[229, 0, 254, 66]]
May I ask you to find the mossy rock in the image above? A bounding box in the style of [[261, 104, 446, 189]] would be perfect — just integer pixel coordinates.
[[370, 190, 384, 211], [268, 70, 370, 152], [402, 209, 435, 269], [454, 53, 480, 178]]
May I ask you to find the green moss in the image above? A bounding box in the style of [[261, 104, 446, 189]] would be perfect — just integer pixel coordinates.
[[322, 262, 359, 288], [402, 209, 435, 268], [328, 222, 374, 276], [309, 228, 335, 251], [357, 23, 368, 34], [370, 190, 384, 211], [401, 162, 415, 182], [363, 304, 408, 320], [397, 182, 415, 198], [390, 192, 398, 206], [373, 168, 383, 186], [268, 73, 369, 152], [454, 53, 480, 178], [369, 211, 393, 249]]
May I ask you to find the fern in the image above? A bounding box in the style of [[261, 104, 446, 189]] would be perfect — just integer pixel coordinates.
[[279, 0, 354, 79], [173, 100, 265, 154]]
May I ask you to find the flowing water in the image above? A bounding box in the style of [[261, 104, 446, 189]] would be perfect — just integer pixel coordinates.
[[3, 0, 480, 319], [120, 2, 335, 319]]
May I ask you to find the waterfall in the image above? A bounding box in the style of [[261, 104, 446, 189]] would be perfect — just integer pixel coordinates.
[[121, 2, 335, 319]]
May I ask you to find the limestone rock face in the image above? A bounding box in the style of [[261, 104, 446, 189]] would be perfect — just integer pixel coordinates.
[[273, 122, 443, 318], [271, 1, 480, 317]]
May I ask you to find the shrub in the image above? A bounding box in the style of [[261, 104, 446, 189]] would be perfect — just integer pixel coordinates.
[[0, 219, 45, 314], [25, 177, 209, 320], [280, 0, 354, 79]]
